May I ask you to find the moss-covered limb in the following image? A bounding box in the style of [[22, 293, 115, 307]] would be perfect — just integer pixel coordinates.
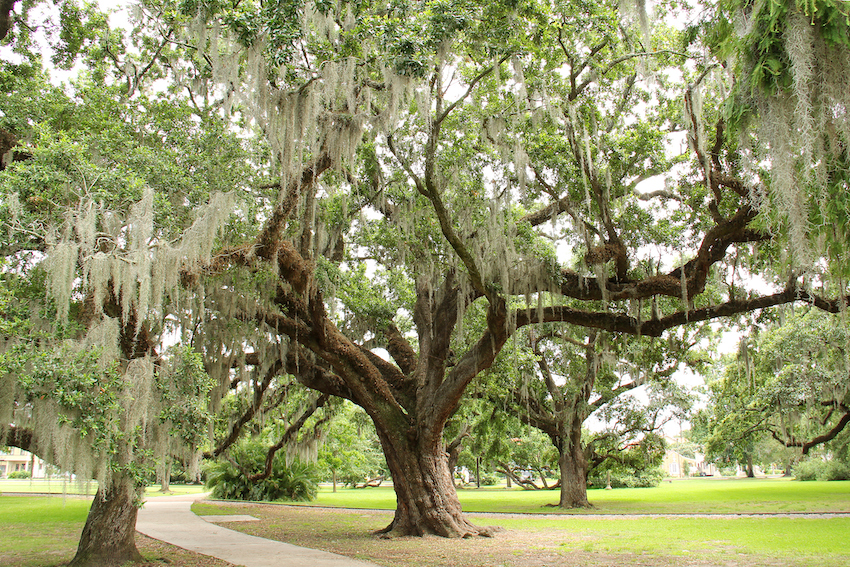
[[203, 360, 284, 460], [246, 393, 330, 482]]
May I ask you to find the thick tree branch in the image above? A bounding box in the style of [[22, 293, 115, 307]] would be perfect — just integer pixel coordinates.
[[0, 0, 16, 41], [383, 323, 417, 375], [203, 361, 285, 459], [2, 424, 34, 452], [514, 287, 800, 337], [771, 405, 850, 455], [255, 152, 333, 260]]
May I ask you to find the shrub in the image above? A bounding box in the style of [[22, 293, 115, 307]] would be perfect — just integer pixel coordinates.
[[204, 442, 319, 502], [479, 472, 500, 486], [7, 470, 32, 479], [795, 458, 850, 481], [719, 466, 739, 477], [588, 468, 663, 489]]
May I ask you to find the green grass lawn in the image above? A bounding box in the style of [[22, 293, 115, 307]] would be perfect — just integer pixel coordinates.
[[307, 477, 850, 514], [0, 495, 91, 567], [4, 478, 850, 567], [0, 479, 207, 497], [0, 494, 231, 567], [470, 514, 850, 564], [194, 478, 850, 567]]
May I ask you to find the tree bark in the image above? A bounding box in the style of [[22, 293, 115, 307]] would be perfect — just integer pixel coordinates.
[[159, 457, 171, 493], [68, 477, 143, 567], [373, 422, 496, 538], [557, 424, 591, 508]]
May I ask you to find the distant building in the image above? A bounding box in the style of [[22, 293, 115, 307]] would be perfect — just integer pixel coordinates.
[[661, 449, 718, 477], [0, 447, 48, 478], [661, 436, 718, 478]]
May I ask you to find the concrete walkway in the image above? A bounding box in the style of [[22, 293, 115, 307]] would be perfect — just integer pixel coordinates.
[[136, 494, 379, 567]]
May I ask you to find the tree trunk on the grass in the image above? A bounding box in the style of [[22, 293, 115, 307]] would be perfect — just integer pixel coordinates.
[[557, 423, 590, 508], [746, 454, 755, 478], [374, 424, 496, 538], [68, 477, 143, 567], [159, 457, 171, 493]]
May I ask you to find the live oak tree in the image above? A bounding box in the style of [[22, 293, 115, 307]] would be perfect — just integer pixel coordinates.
[[0, 4, 353, 563], [491, 325, 697, 507], [3, 0, 850, 556], [0, 5, 266, 564], [703, 308, 850, 472], [169, 0, 850, 538]]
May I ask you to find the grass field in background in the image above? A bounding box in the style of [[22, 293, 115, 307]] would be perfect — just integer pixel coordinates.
[[194, 479, 850, 567], [0, 479, 207, 497], [305, 477, 850, 514], [470, 514, 850, 563]]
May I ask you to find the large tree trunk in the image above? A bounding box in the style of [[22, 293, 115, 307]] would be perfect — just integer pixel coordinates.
[[373, 423, 495, 538], [68, 477, 143, 567], [557, 424, 591, 508]]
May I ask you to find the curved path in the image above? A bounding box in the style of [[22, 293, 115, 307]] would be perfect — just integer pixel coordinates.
[[136, 493, 378, 567]]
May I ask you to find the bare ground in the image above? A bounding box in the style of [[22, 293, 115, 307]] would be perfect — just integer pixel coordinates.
[[135, 535, 236, 567]]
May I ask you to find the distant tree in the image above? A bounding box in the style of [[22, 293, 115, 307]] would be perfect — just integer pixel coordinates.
[[486, 324, 696, 507], [317, 402, 386, 491], [701, 309, 850, 476]]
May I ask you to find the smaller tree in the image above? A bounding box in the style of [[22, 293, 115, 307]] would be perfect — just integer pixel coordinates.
[[491, 427, 559, 490], [317, 402, 386, 491], [487, 324, 699, 507], [587, 382, 688, 487], [701, 308, 850, 475]]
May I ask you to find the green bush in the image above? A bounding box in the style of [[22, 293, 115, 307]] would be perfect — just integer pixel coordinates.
[[588, 468, 663, 489], [719, 466, 744, 477], [479, 472, 500, 486], [204, 442, 319, 502], [7, 470, 32, 479], [795, 458, 850, 481]]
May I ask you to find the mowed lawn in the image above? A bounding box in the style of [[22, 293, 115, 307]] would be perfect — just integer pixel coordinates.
[[2, 478, 849, 566], [194, 478, 850, 566], [0, 478, 207, 497], [306, 476, 850, 514], [0, 496, 92, 567]]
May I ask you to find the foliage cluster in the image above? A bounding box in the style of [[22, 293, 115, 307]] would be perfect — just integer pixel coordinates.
[[587, 467, 664, 489], [7, 470, 31, 479], [316, 402, 387, 488], [794, 458, 850, 482], [204, 441, 319, 502], [699, 308, 850, 474]]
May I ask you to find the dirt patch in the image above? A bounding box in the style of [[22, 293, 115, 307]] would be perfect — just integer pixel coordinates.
[[136, 534, 236, 567], [196, 502, 816, 567]]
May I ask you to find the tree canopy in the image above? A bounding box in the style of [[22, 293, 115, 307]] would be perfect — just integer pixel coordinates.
[[2, 0, 850, 561], [703, 308, 850, 471]]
